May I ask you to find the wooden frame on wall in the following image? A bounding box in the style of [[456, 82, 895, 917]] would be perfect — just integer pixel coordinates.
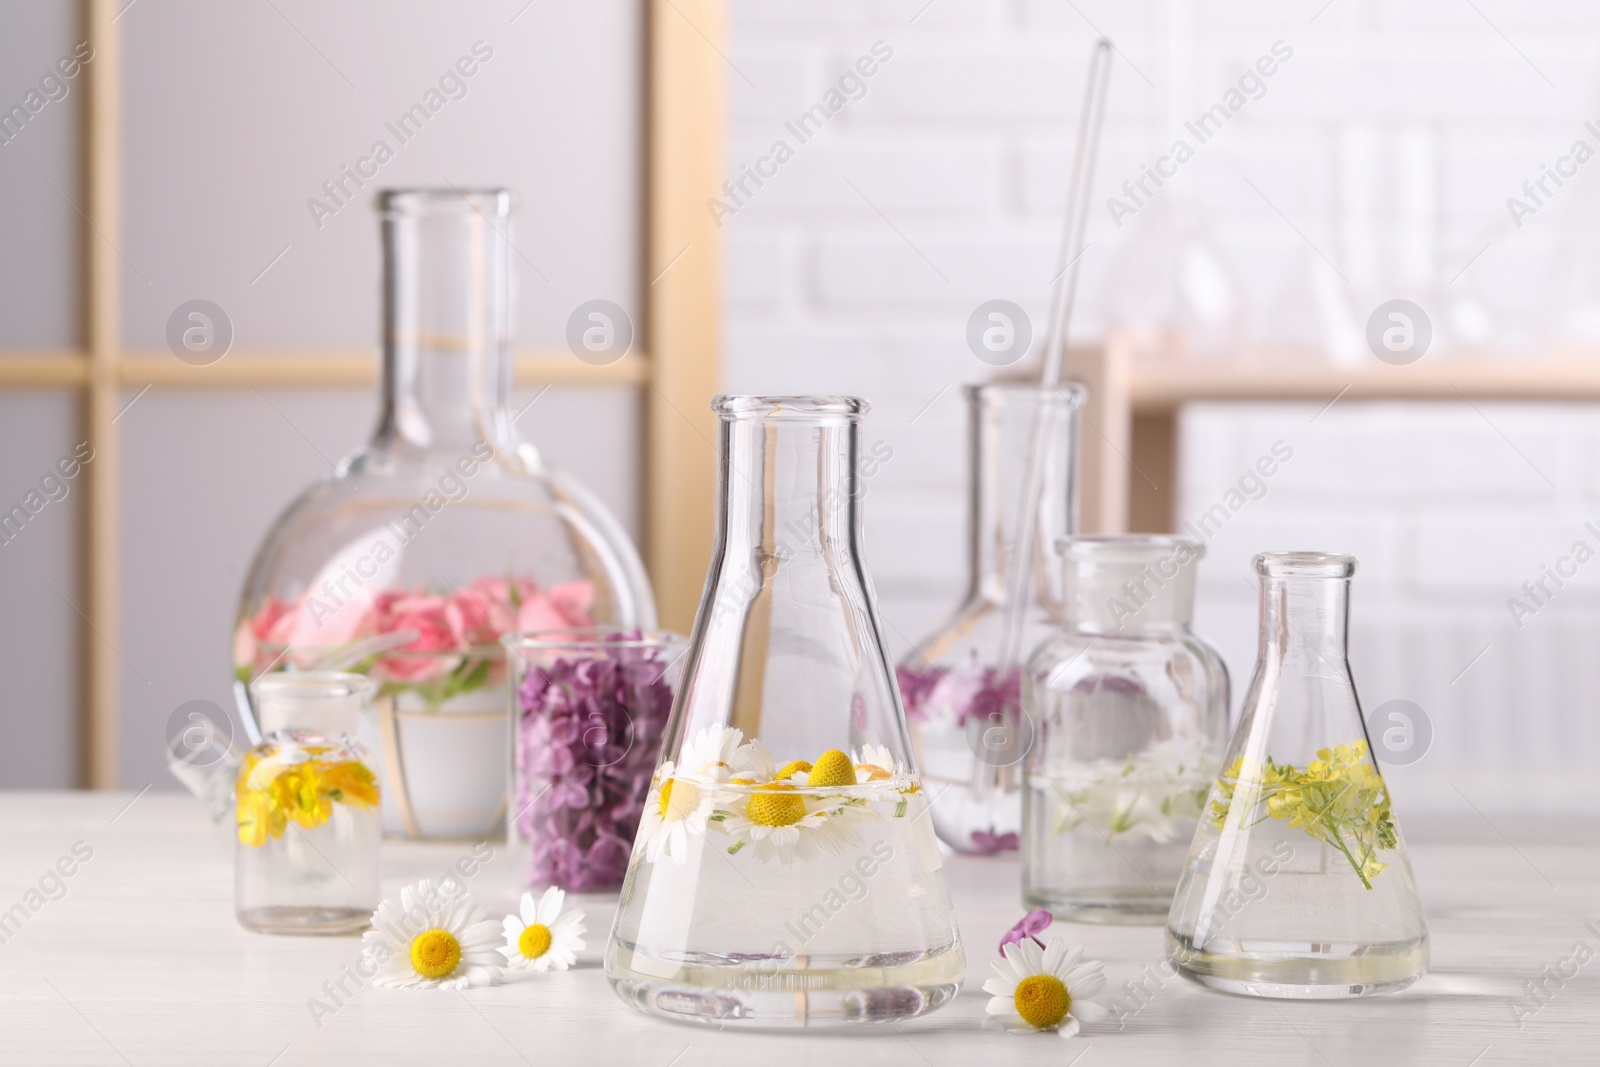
[[5, 0, 722, 788]]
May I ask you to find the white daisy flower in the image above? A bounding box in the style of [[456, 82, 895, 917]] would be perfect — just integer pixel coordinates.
[[677, 725, 745, 782], [722, 783, 863, 864], [638, 758, 720, 864], [362, 879, 503, 990], [500, 887, 586, 972], [852, 742, 907, 783], [983, 937, 1108, 1038]]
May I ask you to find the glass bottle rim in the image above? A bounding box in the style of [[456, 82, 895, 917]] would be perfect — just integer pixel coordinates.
[[502, 627, 683, 655], [1056, 534, 1205, 562], [377, 187, 512, 218], [250, 670, 376, 704], [711, 395, 867, 420], [1254, 551, 1357, 579], [963, 381, 1086, 406]]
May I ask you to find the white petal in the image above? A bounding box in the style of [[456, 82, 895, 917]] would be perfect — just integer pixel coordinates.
[[519, 892, 539, 926], [502, 915, 524, 939], [985, 995, 1017, 1017], [981, 977, 1014, 998], [1056, 1016, 1081, 1039], [1041, 938, 1068, 975], [537, 886, 564, 924], [1072, 999, 1109, 1023], [1069, 970, 1107, 1001]]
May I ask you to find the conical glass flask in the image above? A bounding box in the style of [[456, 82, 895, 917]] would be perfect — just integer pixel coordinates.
[[1166, 552, 1428, 998], [897, 383, 1081, 855], [605, 395, 964, 1028]]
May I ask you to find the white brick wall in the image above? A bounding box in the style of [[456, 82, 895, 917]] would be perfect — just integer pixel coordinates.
[[724, 1, 1600, 812]]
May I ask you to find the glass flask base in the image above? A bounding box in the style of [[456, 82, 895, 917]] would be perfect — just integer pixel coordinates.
[[1026, 888, 1174, 926], [237, 906, 372, 936], [1165, 930, 1428, 998], [606, 942, 964, 1029]]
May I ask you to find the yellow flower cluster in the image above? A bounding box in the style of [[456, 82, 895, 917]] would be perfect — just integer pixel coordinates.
[[1210, 739, 1397, 889], [236, 747, 380, 848]]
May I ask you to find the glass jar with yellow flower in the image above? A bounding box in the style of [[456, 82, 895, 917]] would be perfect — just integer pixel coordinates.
[[237, 673, 382, 934]]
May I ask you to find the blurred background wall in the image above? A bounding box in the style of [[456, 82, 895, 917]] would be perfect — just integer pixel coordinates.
[[4, 0, 1600, 814], [720, 0, 1600, 814]]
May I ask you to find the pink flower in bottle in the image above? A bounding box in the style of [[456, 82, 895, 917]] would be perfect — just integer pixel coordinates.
[[515, 580, 595, 633], [373, 592, 462, 682]]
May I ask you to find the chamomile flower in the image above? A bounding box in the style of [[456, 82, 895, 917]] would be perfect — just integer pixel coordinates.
[[852, 742, 920, 806], [362, 879, 503, 990], [500, 887, 586, 972], [852, 742, 902, 783], [677, 725, 746, 782], [983, 937, 1107, 1038], [722, 783, 862, 864], [728, 737, 777, 784], [639, 760, 719, 864]]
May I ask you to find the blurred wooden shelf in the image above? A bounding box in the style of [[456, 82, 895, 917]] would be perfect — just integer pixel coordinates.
[[1064, 339, 1600, 538], [0, 349, 648, 388], [1129, 355, 1600, 411]]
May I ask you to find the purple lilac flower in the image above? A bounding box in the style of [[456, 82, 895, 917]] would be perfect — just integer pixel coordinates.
[[999, 908, 1053, 954], [963, 666, 1021, 729], [895, 665, 944, 723], [970, 828, 1019, 854], [514, 632, 674, 891]]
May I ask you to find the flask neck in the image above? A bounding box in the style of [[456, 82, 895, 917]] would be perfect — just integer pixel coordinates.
[[966, 384, 1079, 607], [1258, 575, 1351, 665], [1061, 536, 1201, 636], [716, 398, 864, 561], [373, 189, 516, 455]]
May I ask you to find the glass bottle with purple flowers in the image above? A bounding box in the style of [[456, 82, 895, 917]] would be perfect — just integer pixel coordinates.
[[505, 630, 685, 892], [897, 383, 1082, 855]]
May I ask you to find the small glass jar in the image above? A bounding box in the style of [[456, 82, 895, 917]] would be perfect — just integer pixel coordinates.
[[505, 629, 686, 892], [236, 673, 382, 934], [1022, 536, 1229, 923]]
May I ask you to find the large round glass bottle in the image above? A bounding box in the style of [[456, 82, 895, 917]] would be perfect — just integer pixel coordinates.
[[235, 189, 655, 838], [606, 396, 964, 1028], [896, 383, 1082, 854]]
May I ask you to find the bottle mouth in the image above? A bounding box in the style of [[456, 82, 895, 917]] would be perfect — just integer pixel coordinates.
[[1255, 551, 1357, 579], [377, 188, 513, 219], [712, 395, 867, 420], [1058, 534, 1205, 563], [250, 671, 376, 704], [964, 381, 1086, 407], [502, 628, 683, 655]]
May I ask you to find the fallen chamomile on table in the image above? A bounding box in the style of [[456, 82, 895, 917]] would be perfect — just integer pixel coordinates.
[[361, 879, 504, 989], [984, 935, 1108, 1038], [501, 886, 586, 971]]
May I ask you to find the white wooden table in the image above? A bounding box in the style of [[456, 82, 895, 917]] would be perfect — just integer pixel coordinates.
[[3, 792, 1594, 1065]]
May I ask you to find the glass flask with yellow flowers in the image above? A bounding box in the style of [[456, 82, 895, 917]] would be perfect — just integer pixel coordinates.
[[236, 673, 382, 934], [605, 396, 965, 1027], [1165, 552, 1428, 997]]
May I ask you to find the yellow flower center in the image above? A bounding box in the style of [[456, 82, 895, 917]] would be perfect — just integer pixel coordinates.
[[1013, 974, 1071, 1029], [518, 923, 553, 959], [658, 777, 702, 821], [745, 783, 807, 827], [807, 750, 856, 788], [775, 759, 812, 781], [409, 928, 462, 980]]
